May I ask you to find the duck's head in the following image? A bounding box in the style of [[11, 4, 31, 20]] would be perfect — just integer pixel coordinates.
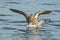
[[30, 14, 33, 16], [28, 14, 33, 19]]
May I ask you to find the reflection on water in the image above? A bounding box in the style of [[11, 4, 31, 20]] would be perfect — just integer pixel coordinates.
[[0, 28, 52, 40], [0, 26, 57, 40]]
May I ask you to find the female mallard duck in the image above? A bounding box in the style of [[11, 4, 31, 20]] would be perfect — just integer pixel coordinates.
[[9, 9, 52, 24]]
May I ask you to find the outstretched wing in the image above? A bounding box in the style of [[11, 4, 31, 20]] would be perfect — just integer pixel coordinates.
[[34, 10, 52, 18], [9, 9, 29, 20]]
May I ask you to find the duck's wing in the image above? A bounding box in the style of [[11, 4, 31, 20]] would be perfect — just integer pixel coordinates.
[[34, 10, 52, 18], [9, 9, 29, 19]]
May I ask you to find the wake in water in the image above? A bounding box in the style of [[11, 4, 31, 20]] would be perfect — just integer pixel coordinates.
[[26, 20, 45, 34], [27, 20, 45, 28]]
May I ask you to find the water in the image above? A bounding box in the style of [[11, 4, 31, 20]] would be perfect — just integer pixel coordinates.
[[0, 0, 60, 40]]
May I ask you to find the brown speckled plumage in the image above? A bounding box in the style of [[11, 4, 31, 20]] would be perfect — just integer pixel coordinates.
[[10, 9, 52, 24]]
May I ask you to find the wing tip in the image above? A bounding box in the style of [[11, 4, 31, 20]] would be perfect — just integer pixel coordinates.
[[9, 9, 15, 11]]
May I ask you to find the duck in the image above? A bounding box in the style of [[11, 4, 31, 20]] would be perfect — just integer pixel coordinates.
[[9, 9, 52, 24], [9, 9, 52, 34]]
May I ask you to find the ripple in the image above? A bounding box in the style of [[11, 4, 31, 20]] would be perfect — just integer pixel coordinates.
[[0, 14, 12, 16], [48, 20, 60, 23], [3, 1, 20, 4], [49, 24, 60, 27], [42, 19, 54, 23], [40, 3, 56, 5], [16, 24, 27, 26], [7, 21, 26, 23], [2, 27, 16, 30], [52, 10, 60, 12], [2, 27, 27, 32], [0, 19, 8, 21], [0, 7, 5, 8], [50, 14, 56, 15], [1, 27, 51, 34], [42, 38, 57, 40], [54, 21, 60, 22]]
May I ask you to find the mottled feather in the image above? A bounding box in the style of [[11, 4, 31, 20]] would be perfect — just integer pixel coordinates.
[[34, 10, 52, 18]]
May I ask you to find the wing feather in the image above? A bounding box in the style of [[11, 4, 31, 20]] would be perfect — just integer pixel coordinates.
[[10, 9, 29, 20], [34, 10, 52, 18]]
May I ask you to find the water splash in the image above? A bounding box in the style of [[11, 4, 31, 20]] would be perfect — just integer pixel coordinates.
[[26, 20, 45, 34], [27, 20, 45, 28]]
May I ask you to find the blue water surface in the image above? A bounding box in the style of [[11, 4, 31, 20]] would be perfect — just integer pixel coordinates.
[[0, 0, 60, 40]]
